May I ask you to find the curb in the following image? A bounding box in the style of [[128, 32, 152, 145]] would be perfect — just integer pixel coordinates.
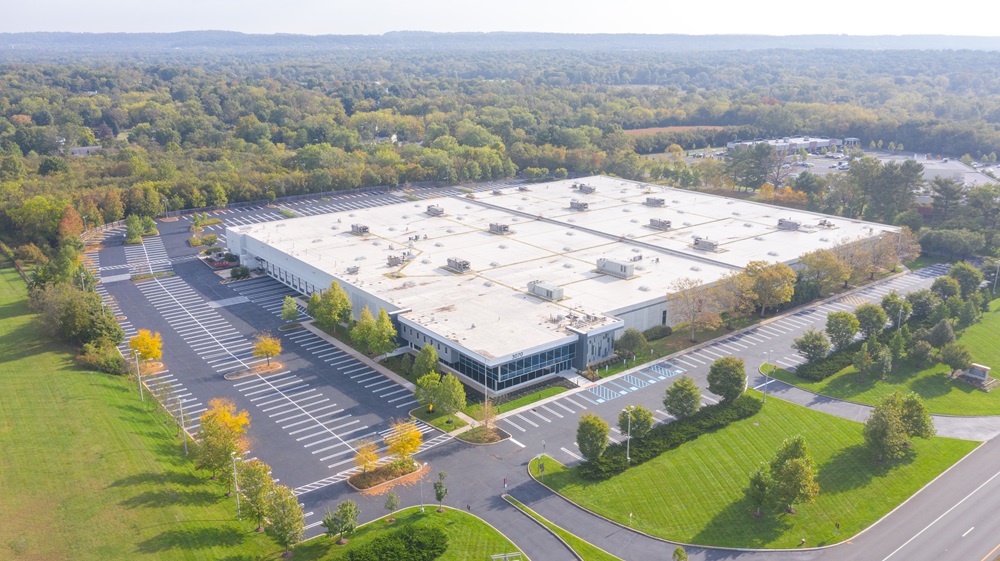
[[503, 495, 584, 561], [300, 321, 415, 391]]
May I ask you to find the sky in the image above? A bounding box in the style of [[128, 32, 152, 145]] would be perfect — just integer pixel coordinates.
[[2, 0, 998, 36]]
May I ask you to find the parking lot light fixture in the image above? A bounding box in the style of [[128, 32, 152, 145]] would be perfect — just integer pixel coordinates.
[[231, 452, 241, 521], [133, 350, 143, 402], [624, 406, 633, 463], [420, 462, 428, 512]]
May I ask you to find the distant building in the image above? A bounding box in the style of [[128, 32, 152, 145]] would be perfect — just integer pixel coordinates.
[[67, 145, 103, 157], [726, 137, 843, 154]]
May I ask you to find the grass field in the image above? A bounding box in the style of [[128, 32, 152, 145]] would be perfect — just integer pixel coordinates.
[[504, 496, 621, 561], [0, 266, 278, 561], [769, 300, 1000, 415], [292, 507, 521, 560], [410, 406, 468, 431], [0, 266, 518, 561], [904, 254, 951, 270], [529, 392, 977, 549]]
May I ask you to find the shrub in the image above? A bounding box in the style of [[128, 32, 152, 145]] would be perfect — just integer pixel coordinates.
[[77, 341, 128, 375], [344, 525, 447, 561], [643, 325, 673, 341], [578, 394, 761, 480], [795, 340, 863, 381], [230, 265, 250, 279]]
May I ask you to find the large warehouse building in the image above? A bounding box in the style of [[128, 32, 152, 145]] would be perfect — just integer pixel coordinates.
[[227, 176, 898, 394]]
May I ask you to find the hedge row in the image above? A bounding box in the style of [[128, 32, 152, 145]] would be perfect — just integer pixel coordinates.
[[345, 525, 447, 561], [794, 340, 863, 381], [643, 325, 673, 341], [578, 394, 762, 481]]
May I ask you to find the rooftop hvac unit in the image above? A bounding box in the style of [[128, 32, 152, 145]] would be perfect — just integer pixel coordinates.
[[492, 189, 503, 195], [693, 237, 719, 251], [386, 255, 403, 266], [578, 184, 596, 194], [818, 218, 835, 228], [446, 257, 471, 273], [518, 185, 530, 191], [570, 199, 589, 211], [489, 223, 511, 235], [527, 280, 564, 301], [346, 266, 360, 274], [426, 205, 445, 216], [597, 257, 635, 279], [350, 224, 369, 235], [649, 218, 672, 230], [778, 218, 801, 230], [645, 197, 666, 207]]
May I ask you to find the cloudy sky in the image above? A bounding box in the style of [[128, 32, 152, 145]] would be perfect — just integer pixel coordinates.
[[2, 0, 995, 36]]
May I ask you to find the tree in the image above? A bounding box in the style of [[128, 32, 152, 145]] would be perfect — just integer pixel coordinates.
[[672, 546, 689, 561], [854, 303, 888, 340], [350, 305, 377, 355], [949, 261, 984, 299], [668, 277, 721, 342], [864, 392, 934, 462], [709, 270, 757, 328], [433, 471, 449, 512], [353, 439, 378, 474], [281, 295, 299, 322], [577, 413, 609, 462], [888, 329, 907, 362], [306, 292, 322, 318], [792, 329, 831, 363], [906, 289, 941, 321], [931, 276, 960, 301], [744, 261, 797, 316], [745, 464, 772, 517], [384, 420, 422, 462], [368, 307, 398, 357], [415, 372, 441, 412], [412, 344, 439, 379], [267, 485, 305, 555], [436, 374, 467, 423], [663, 376, 702, 420], [880, 291, 912, 329], [618, 405, 654, 440], [252, 333, 282, 366], [799, 249, 850, 296], [908, 339, 934, 365], [128, 329, 163, 364], [384, 490, 401, 523], [196, 398, 250, 482], [771, 458, 820, 512], [928, 319, 956, 349], [931, 177, 964, 221], [323, 499, 360, 545], [941, 342, 973, 374], [616, 327, 649, 357], [707, 357, 746, 403], [238, 459, 276, 532], [899, 392, 935, 439], [826, 311, 860, 350], [316, 281, 352, 333], [852, 341, 875, 378]]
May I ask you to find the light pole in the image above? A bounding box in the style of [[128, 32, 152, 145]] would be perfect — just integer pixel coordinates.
[[993, 261, 999, 295], [231, 452, 241, 521], [761, 350, 773, 403], [178, 391, 188, 455], [624, 406, 633, 464], [133, 350, 143, 401], [419, 462, 428, 512], [897, 306, 904, 330]]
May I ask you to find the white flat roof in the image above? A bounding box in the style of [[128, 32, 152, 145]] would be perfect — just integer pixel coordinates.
[[234, 176, 898, 359]]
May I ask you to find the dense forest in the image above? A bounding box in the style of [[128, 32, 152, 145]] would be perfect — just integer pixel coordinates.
[[1, 37, 999, 255]]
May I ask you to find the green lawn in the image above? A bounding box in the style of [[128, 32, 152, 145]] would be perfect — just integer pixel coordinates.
[[769, 301, 1000, 415], [904, 254, 951, 270], [292, 507, 522, 560], [410, 406, 468, 431], [504, 496, 621, 561], [465, 386, 568, 420], [530, 392, 977, 549], [0, 267, 279, 561]]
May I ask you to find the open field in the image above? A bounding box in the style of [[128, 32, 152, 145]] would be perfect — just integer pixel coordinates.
[[0, 266, 279, 561], [291, 507, 521, 560], [529, 391, 978, 549], [769, 300, 1000, 415]]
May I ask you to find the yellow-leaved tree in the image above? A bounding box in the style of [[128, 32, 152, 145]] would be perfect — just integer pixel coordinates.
[[129, 329, 163, 363], [196, 398, 250, 485], [384, 420, 422, 463], [353, 439, 379, 474], [252, 333, 282, 366]]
